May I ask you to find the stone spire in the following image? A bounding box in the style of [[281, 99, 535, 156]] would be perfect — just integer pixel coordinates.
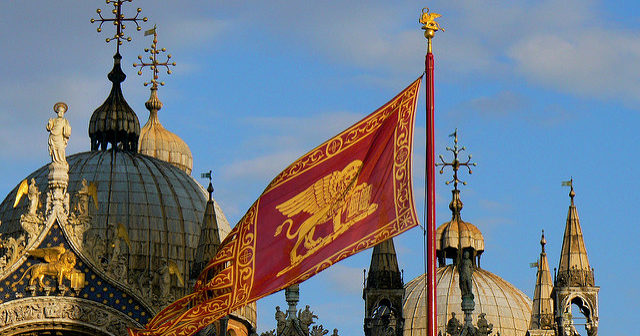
[[528, 231, 554, 334], [365, 238, 403, 290], [552, 179, 599, 336], [556, 181, 593, 287], [363, 238, 404, 336], [191, 179, 221, 280]]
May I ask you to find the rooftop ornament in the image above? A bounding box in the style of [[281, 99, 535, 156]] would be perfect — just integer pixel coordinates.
[[134, 25, 176, 89], [91, 0, 148, 54]]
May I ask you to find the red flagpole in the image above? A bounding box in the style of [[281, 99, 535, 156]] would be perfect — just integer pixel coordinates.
[[426, 48, 437, 336], [420, 8, 441, 336]]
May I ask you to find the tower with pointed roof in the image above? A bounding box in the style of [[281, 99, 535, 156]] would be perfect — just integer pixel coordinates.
[[552, 181, 599, 336], [363, 238, 405, 336], [527, 231, 555, 336]]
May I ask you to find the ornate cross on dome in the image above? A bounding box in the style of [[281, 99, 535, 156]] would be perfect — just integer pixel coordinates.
[[133, 26, 176, 88], [91, 0, 148, 54], [436, 129, 476, 191]]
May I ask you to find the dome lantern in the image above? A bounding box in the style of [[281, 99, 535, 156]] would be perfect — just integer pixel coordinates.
[[435, 130, 482, 267]]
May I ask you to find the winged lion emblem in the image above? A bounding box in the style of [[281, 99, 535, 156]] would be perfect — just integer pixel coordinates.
[[419, 7, 444, 31], [274, 160, 378, 266], [14, 245, 84, 292]]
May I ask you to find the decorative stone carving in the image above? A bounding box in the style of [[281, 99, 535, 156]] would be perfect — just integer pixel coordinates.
[[299, 305, 317, 331], [446, 313, 462, 336], [276, 306, 286, 334], [266, 285, 337, 336], [555, 267, 594, 287], [476, 313, 493, 336], [0, 296, 140, 334], [45, 102, 72, 223], [0, 234, 26, 273], [67, 179, 98, 248], [310, 325, 329, 336]]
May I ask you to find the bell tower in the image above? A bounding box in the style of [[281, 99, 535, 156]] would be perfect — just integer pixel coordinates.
[[363, 238, 404, 336]]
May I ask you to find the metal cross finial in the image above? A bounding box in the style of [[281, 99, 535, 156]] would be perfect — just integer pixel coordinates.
[[91, 0, 148, 53], [133, 26, 176, 88], [435, 129, 476, 191]]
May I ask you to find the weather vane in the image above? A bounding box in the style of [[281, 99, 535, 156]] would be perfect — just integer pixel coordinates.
[[133, 26, 176, 88], [91, 0, 148, 53], [201, 170, 213, 184], [436, 129, 476, 191]]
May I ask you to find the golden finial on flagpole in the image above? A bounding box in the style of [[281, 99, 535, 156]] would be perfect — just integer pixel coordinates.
[[419, 7, 444, 53]]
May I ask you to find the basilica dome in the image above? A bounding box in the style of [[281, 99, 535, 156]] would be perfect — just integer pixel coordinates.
[[402, 187, 531, 336], [403, 265, 532, 336], [0, 150, 256, 327]]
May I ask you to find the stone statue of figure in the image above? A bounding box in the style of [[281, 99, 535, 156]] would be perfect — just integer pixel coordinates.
[[476, 313, 493, 336], [275, 306, 286, 334], [46, 102, 71, 165], [299, 305, 317, 331], [76, 180, 90, 216], [459, 250, 474, 299], [27, 178, 40, 216], [446, 312, 462, 336]]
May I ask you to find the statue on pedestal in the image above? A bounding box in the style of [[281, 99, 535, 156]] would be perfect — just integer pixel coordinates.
[[46, 102, 71, 166]]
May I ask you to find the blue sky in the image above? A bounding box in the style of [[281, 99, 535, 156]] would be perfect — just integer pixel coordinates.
[[1, 1, 637, 335]]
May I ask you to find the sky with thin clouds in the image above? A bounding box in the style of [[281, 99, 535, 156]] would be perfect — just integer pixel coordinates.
[[1, 1, 638, 335]]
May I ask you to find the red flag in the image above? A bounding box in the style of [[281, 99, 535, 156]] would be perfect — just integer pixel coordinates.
[[129, 77, 422, 336]]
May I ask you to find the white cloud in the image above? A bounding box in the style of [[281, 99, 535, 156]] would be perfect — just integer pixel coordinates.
[[324, 264, 365, 296], [509, 31, 640, 101], [220, 151, 300, 181]]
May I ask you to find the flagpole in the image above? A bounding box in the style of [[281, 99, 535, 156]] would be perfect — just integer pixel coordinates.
[[419, 8, 443, 336]]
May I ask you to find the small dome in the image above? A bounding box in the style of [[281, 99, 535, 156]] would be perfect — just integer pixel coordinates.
[[403, 266, 532, 336], [436, 219, 484, 254], [138, 88, 193, 174]]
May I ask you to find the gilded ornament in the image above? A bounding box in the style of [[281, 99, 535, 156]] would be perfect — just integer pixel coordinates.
[[14, 245, 84, 292], [419, 7, 444, 32]]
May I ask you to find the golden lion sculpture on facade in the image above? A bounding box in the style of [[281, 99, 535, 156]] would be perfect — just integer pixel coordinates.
[[14, 245, 84, 291]]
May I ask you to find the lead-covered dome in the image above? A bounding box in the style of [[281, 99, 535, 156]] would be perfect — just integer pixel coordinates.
[[0, 151, 229, 273], [403, 266, 532, 336], [0, 150, 256, 327]]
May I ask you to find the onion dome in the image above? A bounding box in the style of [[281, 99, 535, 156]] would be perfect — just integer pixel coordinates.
[[435, 189, 484, 266], [89, 53, 141, 152], [403, 266, 532, 336], [138, 87, 193, 174]]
